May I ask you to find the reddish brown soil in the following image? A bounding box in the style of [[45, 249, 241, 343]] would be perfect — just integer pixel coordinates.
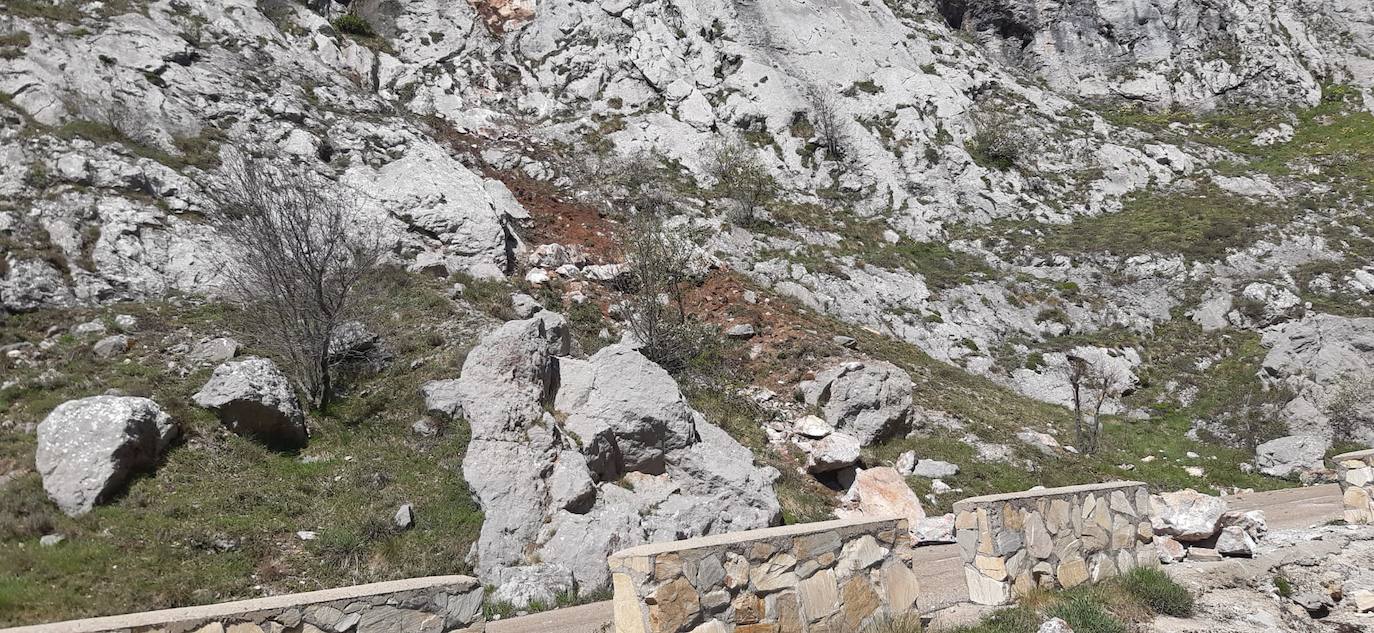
[[684, 272, 847, 388], [495, 173, 620, 259]]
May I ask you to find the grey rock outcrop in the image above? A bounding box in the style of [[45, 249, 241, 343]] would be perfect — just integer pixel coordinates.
[[799, 360, 913, 445], [35, 396, 178, 516], [490, 564, 576, 609], [92, 334, 133, 359], [1150, 489, 1226, 542], [193, 357, 308, 449], [558, 344, 698, 475], [458, 311, 780, 595], [1262, 315, 1374, 441], [939, 0, 1342, 110], [420, 379, 463, 420], [1255, 435, 1329, 478], [189, 338, 239, 364]]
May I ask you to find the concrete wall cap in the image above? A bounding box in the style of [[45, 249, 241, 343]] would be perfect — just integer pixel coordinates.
[[1333, 449, 1374, 462], [0, 575, 480, 633], [608, 516, 907, 560], [952, 481, 1147, 511]]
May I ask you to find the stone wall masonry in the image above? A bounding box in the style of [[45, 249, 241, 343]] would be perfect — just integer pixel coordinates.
[[608, 516, 919, 633], [0, 576, 483, 633], [953, 482, 1157, 606], [1333, 449, 1374, 524]]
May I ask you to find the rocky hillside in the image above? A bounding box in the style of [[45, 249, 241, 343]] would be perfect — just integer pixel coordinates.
[[2, 0, 1374, 625]]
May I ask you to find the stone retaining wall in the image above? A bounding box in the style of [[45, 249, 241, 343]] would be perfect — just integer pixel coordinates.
[[1334, 449, 1374, 524], [608, 517, 919, 633], [0, 576, 483, 633], [953, 482, 1156, 605]]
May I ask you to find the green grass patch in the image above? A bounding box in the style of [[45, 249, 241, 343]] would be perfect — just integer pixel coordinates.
[[950, 568, 1193, 633], [0, 275, 486, 627]]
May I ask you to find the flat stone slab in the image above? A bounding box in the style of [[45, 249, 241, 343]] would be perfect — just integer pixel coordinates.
[[1333, 449, 1374, 463]]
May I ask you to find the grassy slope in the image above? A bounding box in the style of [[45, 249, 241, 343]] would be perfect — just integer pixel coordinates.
[[680, 279, 1291, 520], [0, 275, 489, 626]]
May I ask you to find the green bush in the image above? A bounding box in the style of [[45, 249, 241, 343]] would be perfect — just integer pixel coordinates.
[[1121, 567, 1195, 617], [331, 12, 375, 37], [1048, 593, 1126, 633], [864, 613, 924, 633]]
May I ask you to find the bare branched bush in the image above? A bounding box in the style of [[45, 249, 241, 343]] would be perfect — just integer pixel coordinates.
[[204, 154, 383, 411], [809, 88, 846, 161], [1067, 356, 1128, 454], [578, 150, 675, 217], [704, 139, 776, 226], [618, 214, 710, 373]]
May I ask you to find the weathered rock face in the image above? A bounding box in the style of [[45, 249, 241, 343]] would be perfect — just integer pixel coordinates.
[[35, 396, 179, 516], [1151, 489, 1227, 542], [935, 0, 1342, 110], [558, 345, 699, 476], [800, 361, 914, 445], [1262, 315, 1374, 442], [1255, 435, 1329, 478], [192, 357, 308, 449], [490, 564, 576, 609], [459, 312, 780, 595]]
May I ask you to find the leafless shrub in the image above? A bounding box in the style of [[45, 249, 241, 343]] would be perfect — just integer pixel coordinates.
[[618, 213, 710, 373], [578, 150, 675, 217], [1067, 356, 1128, 455], [203, 153, 384, 410], [704, 138, 776, 226], [809, 88, 846, 161]]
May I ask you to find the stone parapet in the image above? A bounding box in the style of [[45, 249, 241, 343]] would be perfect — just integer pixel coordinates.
[[952, 481, 1157, 605], [0, 576, 483, 633], [1333, 449, 1374, 524], [608, 517, 919, 633]]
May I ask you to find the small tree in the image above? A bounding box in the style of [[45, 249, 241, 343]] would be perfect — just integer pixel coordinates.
[[582, 150, 674, 217], [967, 111, 1029, 171], [618, 213, 707, 373], [1328, 375, 1374, 442], [704, 139, 776, 226], [1067, 356, 1126, 455], [808, 88, 846, 161], [204, 155, 383, 411]]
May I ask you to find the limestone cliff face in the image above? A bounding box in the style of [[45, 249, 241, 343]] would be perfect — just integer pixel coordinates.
[[2, 0, 1372, 439], [932, 0, 1372, 110]]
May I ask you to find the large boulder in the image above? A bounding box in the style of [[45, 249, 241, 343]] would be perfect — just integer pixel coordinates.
[[458, 311, 780, 595], [490, 564, 576, 610], [799, 360, 913, 445], [837, 466, 927, 526], [192, 357, 308, 449], [456, 312, 568, 441], [1150, 489, 1226, 542], [802, 432, 861, 473], [420, 379, 463, 420], [1255, 435, 1328, 478], [35, 396, 178, 516], [556, 344, 698, 475]]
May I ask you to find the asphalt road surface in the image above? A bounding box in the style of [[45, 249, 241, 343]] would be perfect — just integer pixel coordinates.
[[488, 484, 1345, 633]]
